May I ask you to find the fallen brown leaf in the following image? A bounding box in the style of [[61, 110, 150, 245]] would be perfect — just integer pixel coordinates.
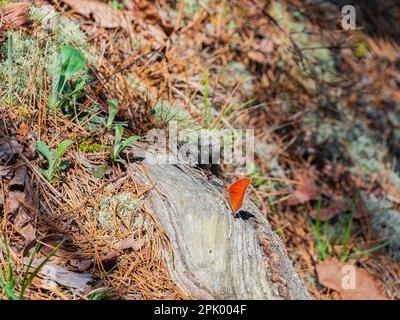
[[100, 235, 146, 263], [248, 50, 268, 64], [9, 162, 27, 190], [68, 258, 93, 271], [0, 166, 13, 178], [62, 0, 128, 29], [16, 122, 30, 141], [37, 234, 69, 256], [6, 191, 36, 246], [0, 138, 23, 162], [24, 258, 92, 292], [293, 171, 319, 204], [316, 258, 387, 300]]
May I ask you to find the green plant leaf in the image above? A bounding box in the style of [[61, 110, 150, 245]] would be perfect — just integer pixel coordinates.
[[106, 99, 119, 129], [118, 135, 140, 152], [69, 78, 86, 95], [60, 45, 85, 80], [93, 164, 111, 179], [36, 141, 51, 160], [50, 45, 86, 108], [114, 125, 124, 147], [55, 140, 73, 162]]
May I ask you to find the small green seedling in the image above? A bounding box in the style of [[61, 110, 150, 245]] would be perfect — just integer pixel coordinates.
[[49, 45, 86, 110], [104, 99, 119, 130], [106, 125, 139, 163], [36, 140, 73, 181]]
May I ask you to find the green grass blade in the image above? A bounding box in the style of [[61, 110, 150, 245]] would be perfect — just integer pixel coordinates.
[[19, 241, 63, 299], [349, 241, 390, 259], [339, 212, 353, 261], [0, 237, 18, 300], [7, 33, 13, 103], [321, 219, 331, 260], [225, 98, 256, 122], [2, 236, 15, 288], [203, 70, 210, 127], [19, 242, 41, 298]]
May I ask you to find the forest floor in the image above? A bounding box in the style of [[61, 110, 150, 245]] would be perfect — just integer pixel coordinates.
[[0, 0, 399, 300]]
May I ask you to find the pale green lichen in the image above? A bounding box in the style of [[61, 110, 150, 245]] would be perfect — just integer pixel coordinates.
[[216, 62, 254, 96], [348, 130, 386, 175], [362, 193, 400, 261], [0, 5, 93, 102], [269, 1, 337, 87], [175, 0, 210, 18], [96, 192, 149, 232]]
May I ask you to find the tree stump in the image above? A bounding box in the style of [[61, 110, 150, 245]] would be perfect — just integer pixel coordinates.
[[131, 145, 310, 300]]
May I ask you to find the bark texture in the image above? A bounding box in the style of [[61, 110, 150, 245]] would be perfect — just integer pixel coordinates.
[[131, 145, 310, 300]]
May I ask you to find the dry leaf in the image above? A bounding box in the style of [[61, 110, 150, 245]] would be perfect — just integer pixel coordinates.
[[113, 235, 147, 251], [68, 258, 93, 271], [24, 258, 92, 292], [9, 162, 27, 190], [100, 235, 146, 263], [17, 122, 30, 141], [62, 0, 128, 29], [0, 166, 13, 179], [0, 138, 23, 162], [0, 140, 16, 161], [38, 234, 69, 256], [293, 171, 319, 204], [316, 258, 387, 300], [248, 50, 268, 64], [7, 191, 36, 245]]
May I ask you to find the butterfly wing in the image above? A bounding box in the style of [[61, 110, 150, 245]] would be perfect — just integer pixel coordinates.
[[228, 177, 251, 213]]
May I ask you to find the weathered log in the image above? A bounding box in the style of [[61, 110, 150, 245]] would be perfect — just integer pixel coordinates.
[[131, 145, 310, 300]]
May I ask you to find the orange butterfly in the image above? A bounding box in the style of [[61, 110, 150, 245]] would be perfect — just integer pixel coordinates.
[[227, 177, 251, 214]]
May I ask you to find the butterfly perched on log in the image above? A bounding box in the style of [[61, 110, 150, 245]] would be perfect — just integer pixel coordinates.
[[226, 177, 255, 220]]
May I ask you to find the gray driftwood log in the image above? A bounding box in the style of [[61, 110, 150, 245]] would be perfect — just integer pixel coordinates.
[[130, 144, 310, 300]]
